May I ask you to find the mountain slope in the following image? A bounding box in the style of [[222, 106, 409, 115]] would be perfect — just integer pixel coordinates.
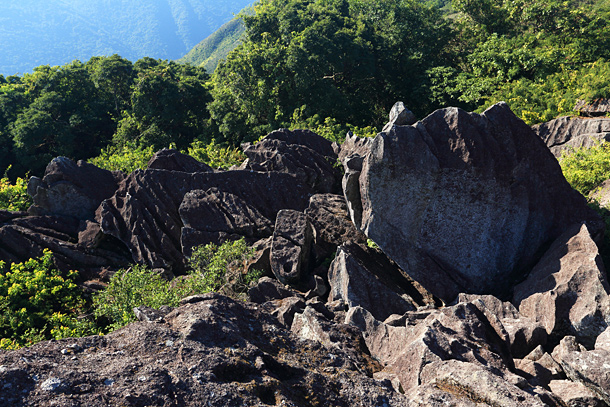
[[0, 0, 252, 76], [178, 16, 246, 73]]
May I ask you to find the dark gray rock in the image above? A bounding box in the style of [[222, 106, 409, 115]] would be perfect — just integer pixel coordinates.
[[348, 102, 603, 301], [248, 276, 299, 304], [269, 209, 314, 285], [458, 293, 547, 358], [305, 193, 367, 257], [147, 148, 214, 172], [240, 137, 340, 194], [179, 187, 274, 255], [264, 128, 336, 158], [381, 101, 417, 133], [346, 300, 514, 392], [98, 169, 311, 272], [0, 294, 406, 406], [329, 243, 436, 321], [28, 156, 124, 220]]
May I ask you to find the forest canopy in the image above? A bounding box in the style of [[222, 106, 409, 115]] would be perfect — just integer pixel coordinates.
[[1, 0, 609, 179]]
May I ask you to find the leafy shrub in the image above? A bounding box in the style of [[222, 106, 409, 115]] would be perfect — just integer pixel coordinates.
[[93, 238, 261, 331], [559, 142, 610, 196], [92, 265, 178, 331], [0, 176, 31, 212], [0, 250, 98, 349], [187, 139, 245, 169], [186, 238, 261, 299], [89, 142, 155, 173], [0, 167, 32, 211]]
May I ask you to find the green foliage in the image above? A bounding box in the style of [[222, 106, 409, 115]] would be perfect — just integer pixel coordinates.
[[93, 238, 261, 331], [186, 238, 261, 298], [89, 142, 156, 173], [482, 60, 610, 124], [187, 139, 245, 169], [210, 0, 452, 143], [559, 142, 610, 196], [290, 113, 378, 143], [92, 265, 178, 331], [0, 168, 31, 211], [0, 250, 98, 349]]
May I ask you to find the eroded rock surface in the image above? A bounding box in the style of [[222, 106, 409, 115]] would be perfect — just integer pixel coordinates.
[[0, 294, 403, 407], [534, 115, 610, 157], [348, 102, 602, 301], [513, 223, 610, 348]]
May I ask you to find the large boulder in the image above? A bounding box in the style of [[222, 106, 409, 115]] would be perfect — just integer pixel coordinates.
[[240, 136, 340, 194], [552, 335, 610, 404], [513, 223, 610, 348], [328, 243, 436, 321], [346, 300, 514, 392], [146, 148, 214, 172], [269, 209, 314, 285], [534, 115, 610, 157], [0, 215, 130, 280], [98, 169, 311, 272], [304, 193, 367, 257], [347, 102, 603, 301], [458, 293, 548, 358], [28, 157, 124, 220]]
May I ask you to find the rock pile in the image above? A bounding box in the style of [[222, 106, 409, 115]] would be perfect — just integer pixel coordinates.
[[2, 103, 610, 406]]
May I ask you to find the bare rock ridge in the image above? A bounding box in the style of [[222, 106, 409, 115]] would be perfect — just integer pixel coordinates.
[[534, 115, 610, 157], [1, 104, 610, 406]]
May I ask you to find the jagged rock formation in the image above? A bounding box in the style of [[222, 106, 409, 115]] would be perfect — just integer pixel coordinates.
[[342, 102, 602, 301], [534, 115, 610, 157], [2, 106, 610, 406]]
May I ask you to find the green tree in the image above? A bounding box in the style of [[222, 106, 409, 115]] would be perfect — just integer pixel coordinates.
[[210, 0, 451, 143]]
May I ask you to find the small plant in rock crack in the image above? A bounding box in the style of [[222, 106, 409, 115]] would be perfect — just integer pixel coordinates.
[[185, 238, 262, 300]]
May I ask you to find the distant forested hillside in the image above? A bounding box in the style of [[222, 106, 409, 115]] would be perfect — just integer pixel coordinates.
[[0, 0, 252, 76], [178, 17, 246, 73]]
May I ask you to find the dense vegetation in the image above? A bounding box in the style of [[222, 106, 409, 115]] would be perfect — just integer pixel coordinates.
[[0, 239, 260, 348], [0, 0, 253, 76], [1, 0, 608, 181]]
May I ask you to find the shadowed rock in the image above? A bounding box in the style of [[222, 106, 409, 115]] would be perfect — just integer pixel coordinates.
[[28, 157, 124, 220], [98, 169, 311, 272], [347, 102, 603, 301], [240, 137, 340, 194], [459, 293, 548, 358], [0, 294, 403, 406], [328, 243, 436, 321], [269, 209, 314, 285], [147, 148, 214, 172]]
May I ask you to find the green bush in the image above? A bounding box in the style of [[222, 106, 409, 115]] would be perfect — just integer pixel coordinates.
[[93, 238, 261, 331], [0, 167, 32, 211], [92, 265, 178, 331], [88, 142, 156, 173], [559, 142, 610, 196], [0, 250, 98, 349], [187, 139, 245, 169], [186, 238, 261, 298]]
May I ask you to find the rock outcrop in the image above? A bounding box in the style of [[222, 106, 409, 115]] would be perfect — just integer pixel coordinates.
[[534, 115, 610, 157], [513, 223, 610, 348], [2, 105, 610, 406], [345, 102, 602, 301]]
